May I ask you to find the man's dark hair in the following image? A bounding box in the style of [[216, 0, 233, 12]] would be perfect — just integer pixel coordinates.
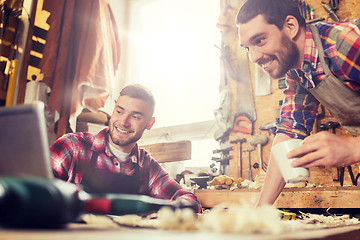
[[236, 0, 306, 30], [120, 84, 155, 115]]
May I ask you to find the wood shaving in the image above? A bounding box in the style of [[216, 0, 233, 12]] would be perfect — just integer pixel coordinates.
[[111, 214, 160, 228], [195, 204, 285, 234], [81, 205, 360, 234], [81, 214, 119, 228], [157, 207, 197, 231], [298, 210, 360, 228]]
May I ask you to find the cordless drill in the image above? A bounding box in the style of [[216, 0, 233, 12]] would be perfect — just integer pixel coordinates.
[[0, 176, 197, 228]]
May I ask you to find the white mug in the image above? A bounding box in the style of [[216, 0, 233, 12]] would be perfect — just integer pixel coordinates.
[[271, 139, 310, 183]]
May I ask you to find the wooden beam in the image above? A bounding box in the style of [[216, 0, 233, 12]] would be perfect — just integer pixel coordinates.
[[140, 140, 191, 163]]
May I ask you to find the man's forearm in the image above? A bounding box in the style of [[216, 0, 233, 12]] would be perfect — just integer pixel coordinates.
[[256, 133, 292, 206]]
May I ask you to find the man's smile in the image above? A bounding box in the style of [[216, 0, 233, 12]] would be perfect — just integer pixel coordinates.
[[115, 126, 132, 134], [259, 56, 276, 72]]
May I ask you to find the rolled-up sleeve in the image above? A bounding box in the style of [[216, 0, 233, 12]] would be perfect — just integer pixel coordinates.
[[277, 72, 319, 139]]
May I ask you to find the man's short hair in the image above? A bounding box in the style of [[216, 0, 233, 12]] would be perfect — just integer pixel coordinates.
[[120, 84, 155, 115], [236, 0, 306, 30]]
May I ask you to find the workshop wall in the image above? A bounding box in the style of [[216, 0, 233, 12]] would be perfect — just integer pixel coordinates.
[[223, 0, 360, 187]]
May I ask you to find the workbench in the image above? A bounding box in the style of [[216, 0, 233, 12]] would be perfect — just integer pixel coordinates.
[[195, 186, 360, 209], [1, 222, 360, 240]]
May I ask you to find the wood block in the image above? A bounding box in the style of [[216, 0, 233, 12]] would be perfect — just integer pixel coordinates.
[[140, 140, 191, 163]]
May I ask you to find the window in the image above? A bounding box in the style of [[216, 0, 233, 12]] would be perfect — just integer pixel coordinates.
[[125, 0, 221, 168]]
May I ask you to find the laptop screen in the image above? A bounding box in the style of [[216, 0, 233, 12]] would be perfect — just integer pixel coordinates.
[[0, 102, 53, 179]]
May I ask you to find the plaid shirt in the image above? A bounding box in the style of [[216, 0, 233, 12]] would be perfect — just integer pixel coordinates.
[[277, 19, 360, 138], [50, 128, 202, 212]]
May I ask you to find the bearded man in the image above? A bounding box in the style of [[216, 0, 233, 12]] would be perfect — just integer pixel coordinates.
[[50, 84, 202, 212], [236, 0, 360, 206]]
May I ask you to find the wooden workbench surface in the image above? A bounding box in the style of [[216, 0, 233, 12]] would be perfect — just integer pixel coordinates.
[[1, 222, 360, 240], [195, 186, 360, 208]]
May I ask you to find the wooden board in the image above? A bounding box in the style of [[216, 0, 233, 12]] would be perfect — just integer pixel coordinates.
[[195, 186, 360, 208], [140, 140, 191, 163], [1, 222, 360, 240]]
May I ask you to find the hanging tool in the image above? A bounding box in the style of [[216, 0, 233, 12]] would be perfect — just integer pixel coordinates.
[[339, 166, 357, 186], [230, 138, 246, 177], [212, 146, 233, 176], [329, 0, 339, 11], [324, 121, 355, 186], [215, 128, 231, 143], [320, 121, 357, 186], [259, 120, 277, 136], [307, 17, 326, 24], [243, 147, 255, 181], [218, 5, 256, 130], [233, 113, 254, 135], [319, 121, 342, 182], [322, 1, 340, 21], [213, 147, 233, 155], [249, 134, 269, 172]]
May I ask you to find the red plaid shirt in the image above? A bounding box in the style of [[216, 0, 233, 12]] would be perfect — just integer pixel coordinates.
[[50, 128, 201, 212], [278, 19, 360, 138]]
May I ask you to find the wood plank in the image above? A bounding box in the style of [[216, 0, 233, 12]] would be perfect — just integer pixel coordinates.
[[276, 186, 360, 209], [195, 186, 360, 208], [140, 140, 191, 163], [1, 222, 360, 240]]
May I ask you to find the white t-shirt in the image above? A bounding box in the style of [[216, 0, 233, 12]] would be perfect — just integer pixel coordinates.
[[108, 143, 130, 162]]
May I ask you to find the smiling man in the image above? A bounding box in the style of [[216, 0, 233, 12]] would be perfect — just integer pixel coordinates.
[[236, 0, 360, 206], [50, 84, 202, 212]]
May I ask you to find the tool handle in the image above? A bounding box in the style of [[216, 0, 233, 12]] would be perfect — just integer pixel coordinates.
[[84, 194, 197, 216]]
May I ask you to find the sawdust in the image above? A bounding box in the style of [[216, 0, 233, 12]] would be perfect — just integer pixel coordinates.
[[81, 205, 360, 234]]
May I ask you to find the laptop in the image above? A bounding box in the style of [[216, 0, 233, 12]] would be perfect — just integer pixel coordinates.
[[0, 102, 53, 179]]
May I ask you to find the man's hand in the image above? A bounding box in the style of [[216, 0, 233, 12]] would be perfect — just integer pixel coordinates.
[[288, 131, 360, 168]]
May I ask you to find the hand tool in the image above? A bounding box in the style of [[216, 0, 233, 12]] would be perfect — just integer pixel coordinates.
[[213, 147, 233, 155], [233, 113, 254, 135], [355, 170, 360, 185], [325, 122, 351, 186], [212, 155, 232, 175], [243, 147, 255, 181], [306, 17, 325, 24], [249, 134, 269, 172], [230, 138, 246, 177], [211, 156, 232, 163], [320, 121, 358, 186], [303, 1, 307, 20], [259, 120, 277, 136], [326, 121, 340, 132], [329, 0, 339, 11], [233, 47, 257, 131], [306, 4, 311, 20], [319, 121, 342, 182], [278, 210, 297, 220], [215, 128, 231, 143], [322, 1, 340, 21], [0, 176, 197, 228], [339, 166, 357, 186]]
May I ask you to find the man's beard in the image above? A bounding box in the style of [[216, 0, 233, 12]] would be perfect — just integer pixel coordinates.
[[271, 33, 300, 78], [108, 124, 144, 148]]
